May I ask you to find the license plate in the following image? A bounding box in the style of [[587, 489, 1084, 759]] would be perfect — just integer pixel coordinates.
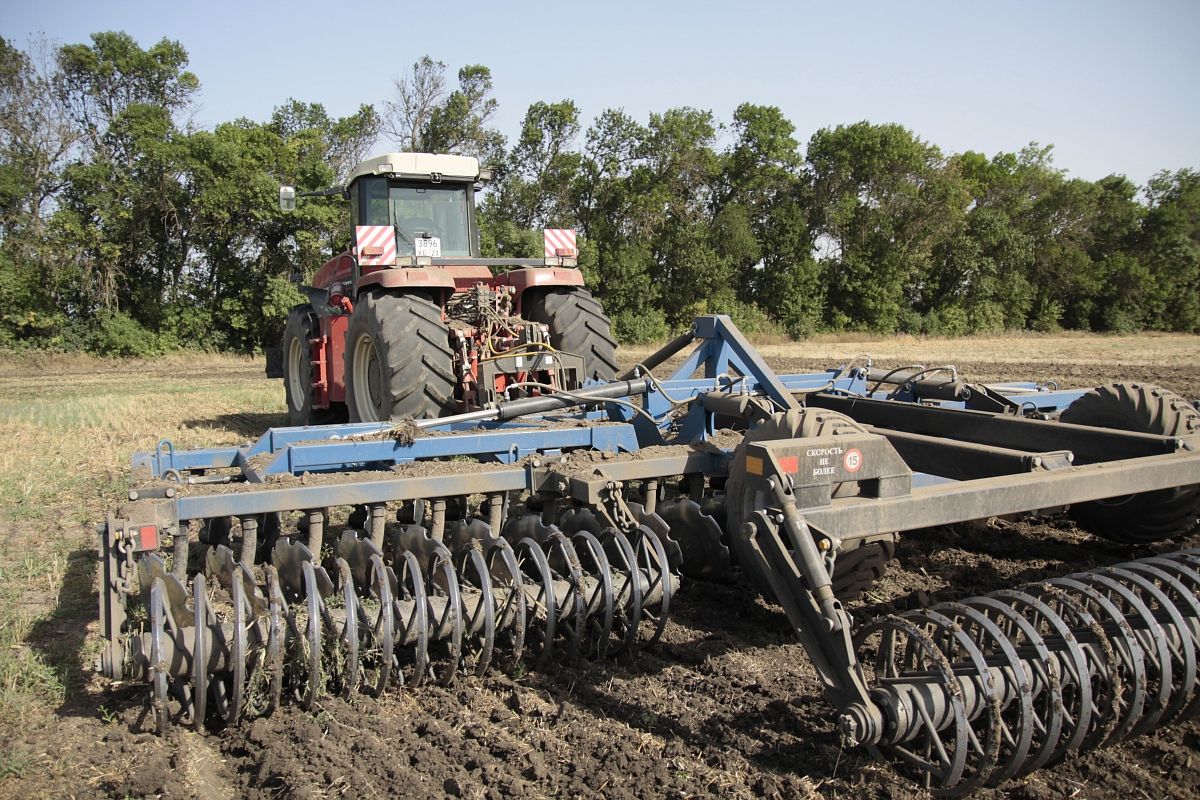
[[415, 236, 441, 257]]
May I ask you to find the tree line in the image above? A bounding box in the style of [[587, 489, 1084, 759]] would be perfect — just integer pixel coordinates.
[[1, 33, 1197, 356]]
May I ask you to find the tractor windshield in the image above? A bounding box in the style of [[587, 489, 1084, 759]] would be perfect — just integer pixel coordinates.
[[359, 178, 472, 257]]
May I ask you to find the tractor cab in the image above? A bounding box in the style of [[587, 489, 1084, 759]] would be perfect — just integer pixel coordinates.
[[346, 153, 482, 259]]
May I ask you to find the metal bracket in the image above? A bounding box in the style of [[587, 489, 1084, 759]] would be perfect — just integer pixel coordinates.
[[744, 432, 912, 512], [741, 509, 878, 717], [97, 516, 128, 681]]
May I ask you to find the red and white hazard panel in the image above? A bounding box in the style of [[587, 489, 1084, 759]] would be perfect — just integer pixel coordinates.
[[355, 225, 396, 266], [544, 228, 578, 258]]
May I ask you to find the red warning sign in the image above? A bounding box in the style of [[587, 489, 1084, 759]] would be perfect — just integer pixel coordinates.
[[843, 448, 863, 473]]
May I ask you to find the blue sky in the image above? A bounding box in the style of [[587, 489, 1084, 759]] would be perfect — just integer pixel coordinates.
[[4, 0, 1197, 184]]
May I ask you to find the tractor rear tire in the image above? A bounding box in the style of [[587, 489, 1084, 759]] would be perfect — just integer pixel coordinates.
[[345, 291, 456, 422], [525, 289, 618, 383], [725, 408, 898, 601], [1060, 383, 1200, 543], [282, 306, 344, 426]]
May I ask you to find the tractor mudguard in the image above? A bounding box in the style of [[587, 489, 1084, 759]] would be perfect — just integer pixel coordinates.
[[311, 252, 355, 289], [496, 267, 585, 309]]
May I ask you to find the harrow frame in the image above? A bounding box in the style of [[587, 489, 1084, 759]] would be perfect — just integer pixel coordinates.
[[97, 314, 1200, 796]]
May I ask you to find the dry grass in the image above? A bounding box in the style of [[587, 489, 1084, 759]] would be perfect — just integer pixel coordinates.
[[0, 359, 283, 523], [0, 349, 262, 377], [0, 355, 281, 739], [623, 330, 1200, 367]]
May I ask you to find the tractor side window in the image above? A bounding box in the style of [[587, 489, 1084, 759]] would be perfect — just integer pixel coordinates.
[[348, 185, 360, 226], [359, 177, 390, 226]]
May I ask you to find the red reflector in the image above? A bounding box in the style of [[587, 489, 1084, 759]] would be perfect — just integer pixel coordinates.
[[778, 455, 799, 473], [137, 525, 159, 551]]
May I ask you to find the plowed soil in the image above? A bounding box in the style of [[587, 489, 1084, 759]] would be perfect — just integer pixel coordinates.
[[3, 341, 1199, 800]]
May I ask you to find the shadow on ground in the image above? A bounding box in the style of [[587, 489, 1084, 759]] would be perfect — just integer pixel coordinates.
[[186, 411, 288, 438], [25, 545, 110, 719]]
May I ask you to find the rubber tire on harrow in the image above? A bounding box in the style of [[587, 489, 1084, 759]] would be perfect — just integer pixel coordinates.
[[725, 408, 898, 601], [345, 292, 457, 422], [524, 288, 618, 383], [282, 305, 345, 426], [1060, 383, 1200, 543]]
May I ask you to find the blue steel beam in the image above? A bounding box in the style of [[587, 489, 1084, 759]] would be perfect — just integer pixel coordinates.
[[141, 423, 643, 481], [243, 424, 642, 481], [175, 467, 530, 520], [668, 316, 799, 411], [172, 448, 731, 522]]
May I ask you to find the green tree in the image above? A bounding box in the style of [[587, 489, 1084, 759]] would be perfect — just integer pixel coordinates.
[[924, 150, 1038, 331], [1139, 169, 1200, 331], [0, 36, 79, 230], [572, 109, 664, 340], [184, 101, 376, 351], [51, 32, 199, 323], [717, 104, 822, 335], [807, 122, 968, 332], [489, 99, 583, 230], [1086, 174, 1148, 332], [57, 32, 198, 154], [423, 64, 505, 164], [0, 36, 80, 344], [638, 108, 730, 327], [269, 99, 379, 183]]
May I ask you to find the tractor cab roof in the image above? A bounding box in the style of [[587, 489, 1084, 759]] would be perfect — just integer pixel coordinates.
[[346, 152, 480, 186]]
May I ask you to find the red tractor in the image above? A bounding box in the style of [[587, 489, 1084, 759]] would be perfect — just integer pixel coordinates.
[[274, 152, 617, 425]]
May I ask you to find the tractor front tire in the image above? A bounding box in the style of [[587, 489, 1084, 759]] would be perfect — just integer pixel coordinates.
[[345, 292, 456, 422], [282, 306, 344, 426], [725, 408, 898, 601], [525, 289, 618, 383], [1060, 383, 1200, 543]]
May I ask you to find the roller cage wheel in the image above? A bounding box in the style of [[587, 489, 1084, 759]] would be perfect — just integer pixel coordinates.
[[282, 306, 344, 426], [345, 291, 457, 422], [524, 288, 618, 383], [1060, 383, 1200, 543], [725, 408, 898, 601]]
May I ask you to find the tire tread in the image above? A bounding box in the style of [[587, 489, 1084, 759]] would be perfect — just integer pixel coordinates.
[[1060, 383, 1200, 543], [346, 292, 456, 421], [526, 289, 618, 382]]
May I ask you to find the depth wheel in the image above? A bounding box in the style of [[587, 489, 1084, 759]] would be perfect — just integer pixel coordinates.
[[345, 292, 456, 422], [1060, 383, 1200, 543], [282, 306, 344, 426], [524, 288, 618, 383], [725, 408, 898, 601]]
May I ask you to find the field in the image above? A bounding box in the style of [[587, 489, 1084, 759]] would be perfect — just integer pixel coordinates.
[[1, 331, 1199, 799]]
